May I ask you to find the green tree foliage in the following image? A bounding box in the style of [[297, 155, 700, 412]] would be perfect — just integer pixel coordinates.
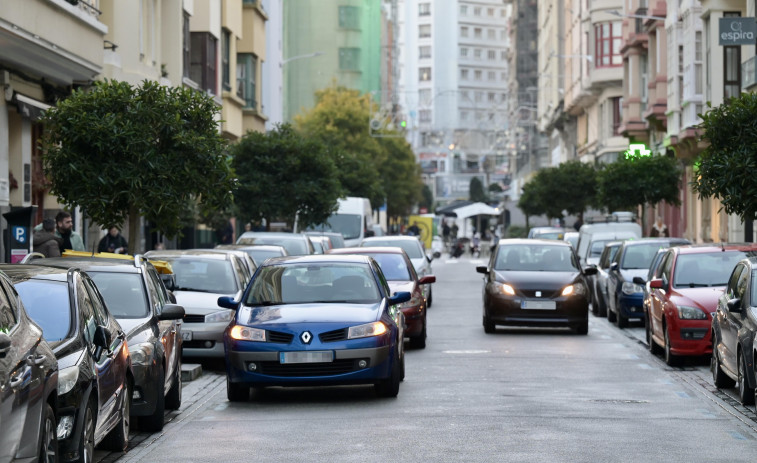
[[694, 94, 757, 223], [231, 124, 343, 229], [517, 181, 543, 229], [469, 177, 489, 203], [555, 160, 597, 218], [419, 184, 434, 212], [596, 154, 681, 214], [40, 79, 233, 252], [376, 136, 424, 217]]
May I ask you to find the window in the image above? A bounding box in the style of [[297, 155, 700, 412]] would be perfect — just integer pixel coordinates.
[[461, 26, 469, 38], [460, 5, 467, 15], [474, 7, 481, 16], [237, 53, 257, 108], [474, 69, 482, 80], [460, 47, 468, 58], [595, 21, 622, 67], [338, 6, 360, 29], [501, 50, 507, 60], [419, 2, 430, 15], [419, 67, 431, 81], [488, 29, 496, 40], [474, 49, 482, 59], [724, 46, 741, 99], [182, 13, 190, 78], [500, 72, 506, 81], [611, 97, 622, 135], [475, 91, 483, 102], [419, 110, 431, 122], [460, 111, 469, 121], [190, 32, 218, 94], [339, 48, 360, 71], [695, 31, 703, 95], [419, 88, 432, 105], [640, 55, 648, 112], [488, 92, 496, 102], [488, 71, 495, 81], [487, 7, 495, 16], [488, 50, 496, 60], [222, 29, 231, 91], [419, 46, 431, 59], [419, 24, 431, 38], [474, 28, 482, 39], [461, 69, 469, 80]]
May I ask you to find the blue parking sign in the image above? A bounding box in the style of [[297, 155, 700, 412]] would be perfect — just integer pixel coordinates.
[[12, 226, 27, 244]]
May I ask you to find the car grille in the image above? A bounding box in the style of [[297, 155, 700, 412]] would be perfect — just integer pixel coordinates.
[[258, 359, 362, 377], [183, 340, 215, 349], [319, 328, 348, 343], [267, 330, 294, 344], [184, 314, 206, 323], [520, 290, 559, 299]]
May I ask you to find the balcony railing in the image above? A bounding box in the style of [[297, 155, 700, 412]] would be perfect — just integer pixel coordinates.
[[743, 55, 757, 90]]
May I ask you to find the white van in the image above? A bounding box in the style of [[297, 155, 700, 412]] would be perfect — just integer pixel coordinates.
[[576, 215, 642, 268], [305, 197, 373, 247]]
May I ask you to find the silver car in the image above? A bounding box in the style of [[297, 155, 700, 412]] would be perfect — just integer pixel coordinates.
[[361, 236, 435, 307], [144, 250, 248, 358]]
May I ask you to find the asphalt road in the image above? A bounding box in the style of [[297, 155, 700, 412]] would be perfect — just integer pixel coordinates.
[[97, 253, 757, 462]]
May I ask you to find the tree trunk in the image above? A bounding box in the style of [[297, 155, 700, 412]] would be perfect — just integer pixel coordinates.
[[640, 204, 647, 237], [128, 205, 140, 255]]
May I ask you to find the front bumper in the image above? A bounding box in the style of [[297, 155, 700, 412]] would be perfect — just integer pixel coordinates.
[[484, 292, 589, 328], [617, 293, 644, 319], [668, 317, 712, 356], [401, 306, 424, 337], [129, 362, 160, 417], [180, 321, 228, 358]]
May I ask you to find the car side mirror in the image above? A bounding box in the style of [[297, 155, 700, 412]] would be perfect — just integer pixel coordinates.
[[389, 291, 411, 305], [583, 267, 598, 276], [476, 265, 488, 274], [727, 298, 742, 313], [632, 276, 646, 286], [93, 325, 111, 360], [418, 275, 436, 285], [159, 303, 185, 321], [649, 278, 664, 289], [218, 296, 239, 310], [609, 262, 619, 271], [0, 332, 11, 358]]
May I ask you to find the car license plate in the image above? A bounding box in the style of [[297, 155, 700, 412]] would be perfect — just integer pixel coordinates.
[[521, 300, 556, 310], [280, 351, 333, 364], [181, 330, 193, 341]]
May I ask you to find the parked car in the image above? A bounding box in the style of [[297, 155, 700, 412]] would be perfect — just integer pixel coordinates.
[[1, 264, 133, 461], [216, 244, 289, 267], [575, 215, 642, 268], [476, 239, 597, 334], [590, 241, 622, 317], [144, 250, 248, 358], [639, 248, 672, 345], [39, 254, 185, 432], [644, 244, 757, 366], [309, 235, 333, 254], [210, 248, 256, 282], [220, 255, 410, 400], [711, 256, 757, 406], [361, 236, 434, 307], [237, 231, 315, 256], [0, 271, 59, 463], [606, 238, 690, 327], [527, 226, 564, 240], [328, 246, 435, 348], [563, 231, 579, 250], [303, 231, 346, 249]]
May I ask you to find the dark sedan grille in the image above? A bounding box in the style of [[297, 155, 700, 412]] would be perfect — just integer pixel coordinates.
[[183, 314, 206, 323], [258, 359, 361, 377], [520, 290, 559, 299], [266, 330, 294, 344], [319, 328, 348, 343]]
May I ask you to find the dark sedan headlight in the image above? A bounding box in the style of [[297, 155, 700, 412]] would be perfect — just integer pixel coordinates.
[[561, 283, 586, 296], [499, 283, 516, 295], [58, 365, 79, 396], [621, 282, 644, 295], [130, 342, 155, 366], [677, 305, 707, 320]]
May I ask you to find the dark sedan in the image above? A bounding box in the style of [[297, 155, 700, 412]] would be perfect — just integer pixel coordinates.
[[220, 255, 410, 401], [712, 256, 757, 407], [0, 271, 58, 463], [1, 264, 132, 462], [40, 255, 185, 432], [476, 239, 596, 334]]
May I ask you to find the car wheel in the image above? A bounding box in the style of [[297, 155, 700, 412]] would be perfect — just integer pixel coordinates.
[[664, 328, 681, 367], [39, 402, 58, 463], [483, 315, 495, 334], [375, 346, 401, 398], [78, 398, 96, 462], [617, 310, 628, 329], [596, 290, 607, 317], [99, 379, 131, 452], [575, 318, 588, 335], [712, 347, 736, 389], [607, 305, 617, 323], [166, 362, 182, 410], [140, 368, 166, 432], [738, 354, 755, 405], [227, 376, 249, 402], [409, 318, 427, 349]]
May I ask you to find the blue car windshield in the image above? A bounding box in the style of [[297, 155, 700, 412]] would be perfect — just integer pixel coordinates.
[[246, 263, 380, 305], [15, 280, 72, 342], [89, 273, 149, 319]]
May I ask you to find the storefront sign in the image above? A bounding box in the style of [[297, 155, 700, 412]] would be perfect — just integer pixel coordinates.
[[719, 18, 757, 46]]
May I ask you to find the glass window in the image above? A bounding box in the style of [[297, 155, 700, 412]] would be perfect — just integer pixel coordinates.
[[474, 28, 482, 39], [190, 32, 217, 94], [89, 273, 150, 319], [595, 21, 622, 68], [474, 7, 481, 16], [157, 257, 238, 294], [474, 69, 482, 80], [366, 254, 411, 281], [237, 54, 257, 108], [339, 48, 361, 71], [461, 69, 469, 80], [419, 24, 431, 38], [419, 2, 430, 15], [222, 29, 231, 91], [461, 27, 469, 38], [460, 47, 468, 58], [419, 46, 431, 59], [474, 49, 481, 59], [621, 243, 667, 270], [360, 239, 423, 259], [674, 251, 749, 288], [724, 46, 741, 99], [182, 12, 190, 78], [460, 5, 467, 15], [338, 6, 360, 29], [488, 50, 496, 60], [419, 67, 431, 81], [494, 244, 578, 272], [16, 280, 71, 341]]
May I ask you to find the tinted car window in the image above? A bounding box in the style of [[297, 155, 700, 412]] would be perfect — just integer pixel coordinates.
[[494, 245, 578, 272], [726, 265, 745, 299], [751, 270, 757, 306], [674, 251, 747, 288], [307, 215, 361, 240], [16, 280, 71, 341], [621, 243, 667, 269], [89, 273, 150, 318], [363, 240, 423, 258], [238, 236, 308, 255], [161, 258, 237, 293], [368, 254, 411, 280]]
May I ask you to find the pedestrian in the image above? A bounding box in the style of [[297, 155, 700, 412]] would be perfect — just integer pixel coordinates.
[[442, 220, 450, 244], [408, 221, 421, 236], [33, 218, 62, 257], [34, 211, 85, 253], [98, 226, 128, 254], [650, 216, 669, 237], [451, 222, 459, 239]]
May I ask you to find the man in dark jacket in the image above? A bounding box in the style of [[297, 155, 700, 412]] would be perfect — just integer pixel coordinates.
[[33, 218, 62, 257], [98, 226, 128, 254]]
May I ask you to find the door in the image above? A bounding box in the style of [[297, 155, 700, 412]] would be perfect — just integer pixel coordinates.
[[147, 268, 177, 386], [649, 251, 674, 344], [719, 264, 748, 375]]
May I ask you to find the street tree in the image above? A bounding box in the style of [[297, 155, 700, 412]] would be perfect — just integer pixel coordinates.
[[596, 153, 681, 231], [518, 181, 544, 229], [693, 94, 757, 241], [376, 136, 424, 217], [231, 124, 343, 230], [40, 79, 233, 253], [555, 160, 597, 222], [419, 184, 434, 213], [469, 177, 488, 203]]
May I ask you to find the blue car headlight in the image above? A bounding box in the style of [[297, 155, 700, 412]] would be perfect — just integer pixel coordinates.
[[348, 322, 387, 339], [229, 325, 266, 342]]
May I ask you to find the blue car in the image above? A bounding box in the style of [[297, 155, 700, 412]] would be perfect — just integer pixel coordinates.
[[220, 255, 411, 401]]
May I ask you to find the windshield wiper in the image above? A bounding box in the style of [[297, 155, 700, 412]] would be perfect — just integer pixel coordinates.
[[679, 283, 709, 287], [252, 301, 285, 306]]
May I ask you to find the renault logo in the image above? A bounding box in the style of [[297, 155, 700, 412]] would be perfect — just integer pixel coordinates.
[[301, 331, 313, 344]]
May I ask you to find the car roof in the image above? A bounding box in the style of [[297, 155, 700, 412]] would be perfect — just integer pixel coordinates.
[[363, 236, 420, 242], [259, 254, 374, 267], [497, 238, 572, 247], [0, 263, 71, 282], [673, 243, 757, 254], [328, 246, 407, 256], [144, 249, 231, 260], [33, 257, 143, 274], [619, 237, 690, 248]]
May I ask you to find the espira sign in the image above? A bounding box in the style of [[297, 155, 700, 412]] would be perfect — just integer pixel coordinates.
[[719, 18, 757, 46]]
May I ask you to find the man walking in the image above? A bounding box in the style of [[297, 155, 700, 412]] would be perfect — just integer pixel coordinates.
[[35, 211, 85, 253]]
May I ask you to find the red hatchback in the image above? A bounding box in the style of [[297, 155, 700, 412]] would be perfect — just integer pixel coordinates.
[[328, 247, 435, 348], [644, 244, 757, 365]]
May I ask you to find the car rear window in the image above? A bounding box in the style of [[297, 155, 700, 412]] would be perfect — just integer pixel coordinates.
[[621, 243, 668, 269], [674, 251, 748, 288], [238, 236, 308, 255], [159, 257, 238, 294], [15, 280, 71, 342], [363, 240, 423, 259]]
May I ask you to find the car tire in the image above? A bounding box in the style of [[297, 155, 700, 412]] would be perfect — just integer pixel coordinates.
[[140, 368, 165, 432], [575, 318, 588, 335], [227, 376, 249, 402], [664, 328, 681, 367], [738, 354, 755, 405], [617, 310, 628, 329], [409, 318, 427, 349], [483, 315, 495, 334], [375, 346, 401, 398], [99, 379, 131, 452], [78, 398, 96, 462], [646, 318, 663, 355], [165, 360, 182, 410], [712, 347, 736, 389], [39, 402, 58, 463], [607, 305, 617, 323]]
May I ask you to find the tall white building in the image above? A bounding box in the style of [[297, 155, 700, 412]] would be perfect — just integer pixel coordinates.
[[397, 0, 511, 205]]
